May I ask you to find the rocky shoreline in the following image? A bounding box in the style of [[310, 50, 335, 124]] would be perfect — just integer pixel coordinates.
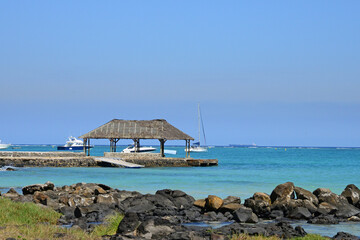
[[1, 182, 360, 239]]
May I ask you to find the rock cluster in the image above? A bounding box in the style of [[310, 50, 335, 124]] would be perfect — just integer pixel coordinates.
[[2, 181, 360, 239]]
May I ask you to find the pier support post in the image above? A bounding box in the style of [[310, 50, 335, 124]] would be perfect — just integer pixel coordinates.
[[83, 139, 87, 155], [159, 139, 166, 157], [87, 139, 90, 156]]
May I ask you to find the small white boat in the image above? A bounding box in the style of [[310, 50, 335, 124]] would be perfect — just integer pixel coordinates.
[[57, 136, 93, 150], [0, 140, 11, 149], [121, 145, 156, 153]]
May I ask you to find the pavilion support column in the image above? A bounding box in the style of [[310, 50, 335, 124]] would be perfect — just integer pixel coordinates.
[[159, 139, 166, 157], [110, 139, 114, 152], [83, 139, 87, 155], [185, 140, 191, 158], [188, 140, 191, 158], [87, 139, 91, 156], [113, 138, 119, 152], [132, 139, 139, 152]]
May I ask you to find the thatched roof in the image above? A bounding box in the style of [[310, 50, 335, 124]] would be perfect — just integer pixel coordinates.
[[79, 119, 194, 141]]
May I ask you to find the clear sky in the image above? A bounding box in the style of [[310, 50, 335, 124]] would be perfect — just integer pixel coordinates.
[[1, 1, 359, 146]]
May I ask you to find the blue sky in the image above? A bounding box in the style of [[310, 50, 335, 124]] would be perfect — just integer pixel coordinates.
[[1, 1, 360, 146]]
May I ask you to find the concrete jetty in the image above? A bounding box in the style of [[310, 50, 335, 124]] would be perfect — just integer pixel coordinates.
[[0, 151, 218, 168]]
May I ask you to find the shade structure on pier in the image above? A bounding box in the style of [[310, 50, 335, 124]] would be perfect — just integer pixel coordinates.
[[79, 119, 194, 157]]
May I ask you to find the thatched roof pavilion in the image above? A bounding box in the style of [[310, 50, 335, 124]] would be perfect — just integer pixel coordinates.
[[79, 119, 194, 157]]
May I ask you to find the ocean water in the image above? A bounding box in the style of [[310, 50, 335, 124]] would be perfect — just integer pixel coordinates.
[[1, 145, 360, 237], [1, 145, 359, 199]]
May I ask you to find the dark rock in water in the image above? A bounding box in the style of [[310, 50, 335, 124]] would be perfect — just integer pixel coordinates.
[[233, 207, 259, 223], [341, 184, 360, 207], [217, 222, 267, 237], [137, 218, 175, 239], [335, 203, 360, 218], [288, 207, 312, 220], [270, 182, 295, 203], [332, 231, 360, 240], [180, 208, 201, 221], [22, 181, 54, 195], [308, 214, 339, 224], [265, 221, 307, 238], [269, 210, 284, 219], [117, 212, 141, 235], [294, 186, 319, 206]]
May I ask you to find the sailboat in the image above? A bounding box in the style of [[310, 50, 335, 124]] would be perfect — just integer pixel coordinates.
[[187, 104, 208, 152]]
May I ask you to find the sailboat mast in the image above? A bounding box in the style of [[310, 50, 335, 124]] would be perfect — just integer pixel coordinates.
[[198, 103, 201, 146]]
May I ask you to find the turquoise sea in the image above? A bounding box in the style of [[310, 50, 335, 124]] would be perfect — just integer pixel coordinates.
[[1, 145, 360, 236]]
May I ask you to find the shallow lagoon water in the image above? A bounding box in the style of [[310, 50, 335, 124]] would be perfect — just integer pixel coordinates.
[[1, 145, 360, 237]]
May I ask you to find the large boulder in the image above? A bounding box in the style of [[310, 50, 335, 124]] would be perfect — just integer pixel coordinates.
[[341, 184, 360, 207], [317, 202, 338, 215], [294, 186, 319, 206], [313, 188, 340, 206], [253, 192, 271, 205], [313, 188, 360, 218], [244, 198, 271, 218], [116, 212, 141, 235], [335, 202, 360, 218], [232, 207, 259, 223], [223, 196, 241, 205], [288, 207, 312, 219], [155, 189, 195, 210], [308, 214, 339, 224], [332, 232, 360, 240], [220, 203, 242, 212], [95, 194, 116, 205], [22, 181, 55, 195], [33, 191, 49, 205], [193, 199, 206, 208], [205, 195, 223, 211], [138, 218, 175, 239], [270, 182, 295, 204], [264, 222, 306, 238]]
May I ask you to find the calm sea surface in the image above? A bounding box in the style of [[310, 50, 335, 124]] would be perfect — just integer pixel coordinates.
[[1, 145, 360, 236], [1, 145, 359, 199]]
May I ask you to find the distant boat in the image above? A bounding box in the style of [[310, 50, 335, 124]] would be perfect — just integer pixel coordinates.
[[186, 104, 208, 153], [0, 140, 11, 149], [57, 136, 93, 150], [121, 145, 156, 153]]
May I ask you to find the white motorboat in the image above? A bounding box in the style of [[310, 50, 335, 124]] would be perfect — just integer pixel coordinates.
[[57, 136, 93, 150], [121, 145, 156, 153], [186, 104, 208, 153], [0, 140, 11, 149]]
